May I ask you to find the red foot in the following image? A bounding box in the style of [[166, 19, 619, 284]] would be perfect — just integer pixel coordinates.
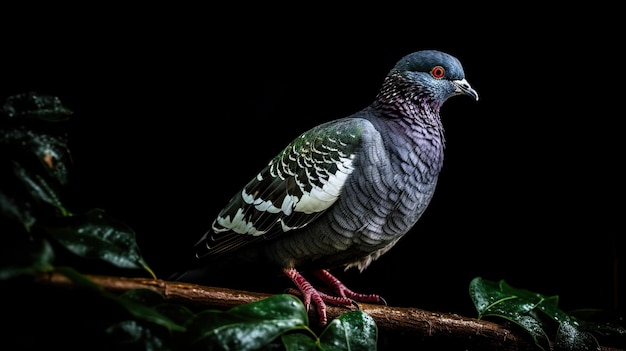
[[283, 268, 331, 326], [313, 269, 383, 304], [282, 268, 384, 326]]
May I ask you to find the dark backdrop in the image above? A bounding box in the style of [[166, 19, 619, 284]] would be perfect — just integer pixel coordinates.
[[1, 7, 622, 319]]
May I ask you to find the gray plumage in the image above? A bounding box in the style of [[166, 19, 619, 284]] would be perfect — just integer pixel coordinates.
[[176, 49, 478, 325]]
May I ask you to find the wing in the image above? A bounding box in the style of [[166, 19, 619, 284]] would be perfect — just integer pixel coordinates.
[[194, 117, 370, 258]]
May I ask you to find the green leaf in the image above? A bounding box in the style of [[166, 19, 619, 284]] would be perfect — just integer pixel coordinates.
[[509, 314, 551, 351], [554, 320, 600, 351], [228, 293, 309, 323], [282, 333, 318, 351], [43, 208, 155, 277], [569, 309, 626, 339], [470, 277, 550, 319], [187, 294, 310, 351], [469, 277, 626, 351], [318, 310, 378, 351], [1, 94, 74, 215], [12, 160, 69, 216]]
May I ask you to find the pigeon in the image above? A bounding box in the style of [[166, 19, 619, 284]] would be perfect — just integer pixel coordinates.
[[173, 49, 478, 326]]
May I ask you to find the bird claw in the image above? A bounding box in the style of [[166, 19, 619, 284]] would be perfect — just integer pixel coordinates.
[[283, 268, 391, 327], [313, 269, 384, 305]]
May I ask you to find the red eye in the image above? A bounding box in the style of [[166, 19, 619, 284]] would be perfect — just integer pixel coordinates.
[[431, 66, 445, 79]]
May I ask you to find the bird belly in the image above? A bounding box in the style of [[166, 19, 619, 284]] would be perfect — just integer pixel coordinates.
[[261, 205, 408, 272]]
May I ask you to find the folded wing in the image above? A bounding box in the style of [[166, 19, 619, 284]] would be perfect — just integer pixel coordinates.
[[194, 118, 370, 258]]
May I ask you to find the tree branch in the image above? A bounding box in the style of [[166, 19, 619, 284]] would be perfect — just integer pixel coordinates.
[[35, 273, 623, 351]]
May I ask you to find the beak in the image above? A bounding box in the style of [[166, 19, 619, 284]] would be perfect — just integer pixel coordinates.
[[453, 78, 479, 101]]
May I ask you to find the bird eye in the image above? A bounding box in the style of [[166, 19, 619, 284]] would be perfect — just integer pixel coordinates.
[[430, 66, 445, 79]]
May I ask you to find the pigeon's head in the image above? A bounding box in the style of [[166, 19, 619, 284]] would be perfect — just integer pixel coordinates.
[[384, 50, 479, 110]]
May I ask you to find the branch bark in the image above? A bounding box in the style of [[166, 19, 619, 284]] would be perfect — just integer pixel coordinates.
[[34, 273, 623, 351]]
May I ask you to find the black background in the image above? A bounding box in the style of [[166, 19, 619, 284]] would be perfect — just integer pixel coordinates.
[[2, 6, 623, 319]]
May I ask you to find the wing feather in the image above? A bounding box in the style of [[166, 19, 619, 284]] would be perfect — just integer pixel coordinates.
[[194, 118, 369, 258]]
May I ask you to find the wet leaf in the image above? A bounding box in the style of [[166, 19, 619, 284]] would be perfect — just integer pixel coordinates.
[[186, 295, 378, 351], [281, 333, 318, 351], [569, 309, 626, 339], [318, 310, 378, 351], [228, 293, 309, 324], [1, 92, 73, 188], [511, 314, 551, 351], [2, 137, 70, 224], [1, 94, 73, 228], [43, 208, 155, 277], [187, 294, 309, 351], [12, 160, 69, 216], [469, 277, 625, 351], [554, 320, 600, 351], [470, 277, 552, 319]]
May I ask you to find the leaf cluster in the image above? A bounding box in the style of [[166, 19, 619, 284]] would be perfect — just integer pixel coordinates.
[[0, 91, 154, 278], [470, 277, 626, 350]]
